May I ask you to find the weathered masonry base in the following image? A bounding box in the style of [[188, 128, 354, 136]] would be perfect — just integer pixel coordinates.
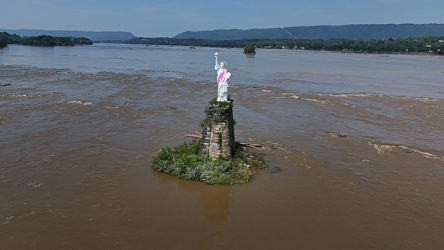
[[199, 103, 235, 159]]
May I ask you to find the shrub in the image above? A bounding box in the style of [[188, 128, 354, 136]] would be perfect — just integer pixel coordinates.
[[244, 44, 256, 54], [151, 139, 266, 184]]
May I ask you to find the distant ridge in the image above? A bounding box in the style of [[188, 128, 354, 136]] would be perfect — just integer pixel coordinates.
[[0, 29, 136, 41], [174, 24, 444, 40], [175, 28, 293, 40]]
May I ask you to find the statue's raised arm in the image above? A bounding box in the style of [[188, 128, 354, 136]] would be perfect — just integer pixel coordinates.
[[215, 52, 220, 71]]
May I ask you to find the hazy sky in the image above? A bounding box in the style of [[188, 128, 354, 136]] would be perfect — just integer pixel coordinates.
[[1, 0, 443, 37]]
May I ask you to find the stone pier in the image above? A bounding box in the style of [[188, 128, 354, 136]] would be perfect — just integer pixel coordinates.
[[199, 102, 235, 159]]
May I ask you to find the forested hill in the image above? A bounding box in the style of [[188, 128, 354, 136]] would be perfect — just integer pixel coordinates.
[[174, 24, 444, 40], [175, 28, 295, 40], [0, 29, 136, 41]]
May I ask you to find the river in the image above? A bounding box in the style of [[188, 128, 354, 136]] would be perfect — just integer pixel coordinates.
[[1, 43, 444, 249]]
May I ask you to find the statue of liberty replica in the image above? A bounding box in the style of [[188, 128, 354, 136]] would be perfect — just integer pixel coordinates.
[[214, 52, 231, 102]]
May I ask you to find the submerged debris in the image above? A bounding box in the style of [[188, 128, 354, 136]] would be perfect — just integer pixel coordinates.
[[269, 166, 283, 174]]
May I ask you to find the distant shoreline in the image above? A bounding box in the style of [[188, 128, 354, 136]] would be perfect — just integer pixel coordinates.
[[124, 36, 444, 56]]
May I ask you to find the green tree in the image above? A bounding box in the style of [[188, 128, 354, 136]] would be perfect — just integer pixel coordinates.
[[0, 32, 21, 48], [20, 35, 92, 47], [244, 44, 256, 54]]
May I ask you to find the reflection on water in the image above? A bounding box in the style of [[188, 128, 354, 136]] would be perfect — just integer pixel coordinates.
[[177, 181, 232, 224], [1, 45, 444, 249]]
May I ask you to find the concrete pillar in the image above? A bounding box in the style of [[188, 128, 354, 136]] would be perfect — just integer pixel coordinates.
[[199, 102, 235, 159]]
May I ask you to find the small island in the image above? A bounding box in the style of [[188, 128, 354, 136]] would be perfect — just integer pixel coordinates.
[[151, 99, 266, 185], [151, 137, 266, 185], [244, 44, 256, 55]]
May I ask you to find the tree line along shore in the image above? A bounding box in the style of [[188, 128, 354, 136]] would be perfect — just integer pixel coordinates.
[[128, 36, 444, 55], [2, 31, 443, 55], [0, 32, 92, 48]]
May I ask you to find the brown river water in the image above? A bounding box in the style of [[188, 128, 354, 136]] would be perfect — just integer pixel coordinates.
[[1, 44, 444, 249]]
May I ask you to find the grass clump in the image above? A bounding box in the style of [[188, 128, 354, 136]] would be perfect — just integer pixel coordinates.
[[208, 98, 233, 109], [151, 140, 266, 185]]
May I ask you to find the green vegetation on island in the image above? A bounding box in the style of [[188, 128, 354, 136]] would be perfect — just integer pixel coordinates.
[[0, 32, 93, 48], [128, 36, 444, 55], [244, 44, 256, 54], [151, 139, 266, 185]]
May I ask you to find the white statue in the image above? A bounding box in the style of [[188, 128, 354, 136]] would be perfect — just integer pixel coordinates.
[[214, 52, 231, 102]]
